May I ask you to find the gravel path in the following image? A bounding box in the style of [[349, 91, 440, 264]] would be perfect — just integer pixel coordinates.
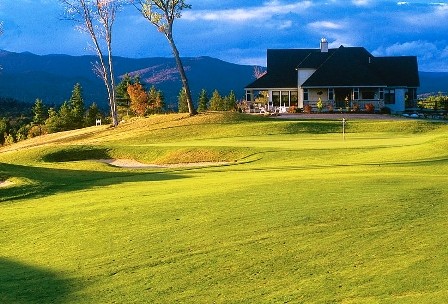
[[271, 113, 408, 120]]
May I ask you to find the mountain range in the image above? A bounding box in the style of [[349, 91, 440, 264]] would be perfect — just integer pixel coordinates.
[[1, 50, 447, 110]]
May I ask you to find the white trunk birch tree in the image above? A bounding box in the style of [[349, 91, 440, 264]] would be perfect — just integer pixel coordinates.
[[132, 0, 196, 115], [61, 0, 120, 126]]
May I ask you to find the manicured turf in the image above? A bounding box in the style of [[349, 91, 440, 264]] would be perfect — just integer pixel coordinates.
[[1, 113, 448, 303]]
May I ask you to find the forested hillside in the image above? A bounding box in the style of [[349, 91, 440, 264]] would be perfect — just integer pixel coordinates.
[[0, 50, 255, 108]]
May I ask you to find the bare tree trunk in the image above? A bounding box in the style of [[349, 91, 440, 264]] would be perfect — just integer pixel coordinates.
[[134, 0, 197, 116], [166, 34, 196, 115], [104, 18, 118, 126], [107, 48, 118, 125], [61, 0, 119, 127]]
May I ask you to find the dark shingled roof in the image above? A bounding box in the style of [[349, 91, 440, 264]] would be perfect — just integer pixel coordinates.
[[297, 50, 337, 69], [246, 49, 315, 89], [245, 45, 420, 89], [303, 46, 384, 87], [371, 56, 420, 87]]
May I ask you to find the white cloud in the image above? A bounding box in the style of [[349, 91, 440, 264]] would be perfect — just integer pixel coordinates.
[[182, 1, 313, 22], [441, 46, 448, 58], [352, 0, 371, 6], [308, 21, 345, 30], [372, 41, 448, 71], [374, 41, 438, 57], [278, 20, 293, 30], [400, 2, 448, 27]]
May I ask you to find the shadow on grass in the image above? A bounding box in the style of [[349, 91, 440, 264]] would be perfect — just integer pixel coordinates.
[[0, 162, 186, 203], [41, 147, 111, 163], [0, 258, 81, 303]]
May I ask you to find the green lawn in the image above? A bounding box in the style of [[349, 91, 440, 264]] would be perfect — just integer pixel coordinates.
[[1, 113, 448, 303]]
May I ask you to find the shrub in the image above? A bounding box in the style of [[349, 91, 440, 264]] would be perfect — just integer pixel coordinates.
[[365, 103, 375, 113], [303, 104, 312, 114], [316, 98, 323, 113], [351, 103, 360, 113], [327, 105, 334, 113], [287, 106, 297, 114], [380, 107, 391, 114], [28, 125, 46, 138]]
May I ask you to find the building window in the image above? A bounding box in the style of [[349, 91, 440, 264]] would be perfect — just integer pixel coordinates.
[[379, 88, 384, 100], [303, 89, 309, 101], [385, 89, 395, 104], [281, 91, 289, 106], [328, 88, 334, 100], [406, 88, 417, 101], [361, 89, 375, 100], [272, 91, 280, 106], [246, 91, 252, 102], [353, 88, 359, 100], [290, 91, 298, 106]]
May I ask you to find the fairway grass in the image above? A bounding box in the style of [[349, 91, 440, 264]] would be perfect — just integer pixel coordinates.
[[1, 113, 448, 303]]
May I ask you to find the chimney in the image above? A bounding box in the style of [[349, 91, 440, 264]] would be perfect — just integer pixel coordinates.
[[320, 38, 328, 53]]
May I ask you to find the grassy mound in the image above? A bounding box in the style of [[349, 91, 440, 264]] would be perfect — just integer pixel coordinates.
[[1, 113, 448, 303]]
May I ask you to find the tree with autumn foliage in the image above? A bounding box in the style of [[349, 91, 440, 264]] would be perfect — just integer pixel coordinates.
[[127, 82, 149, 116], [116, 73, 141, 118]]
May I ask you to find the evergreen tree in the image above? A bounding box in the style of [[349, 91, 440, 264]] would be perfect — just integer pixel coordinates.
[[147, 86, 165, 115], [17, 124, 31, 141], [197, 89, 209, 112], [45, 108, 62, 133], [0, 118, 8, 146], [209, 89, 224, 111], [178, 88, 189, 113], [59, 101, 75, 131], [32, 98, 46, 126], [69, 83, 85, 128], [32, 99, 47, 136], [116, 74, 138, 118], [85, 103, 101, 127], [224, 90, 237, 111]]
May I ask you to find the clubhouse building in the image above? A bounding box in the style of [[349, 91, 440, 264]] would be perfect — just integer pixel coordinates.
[[245, 39, 420, 113]]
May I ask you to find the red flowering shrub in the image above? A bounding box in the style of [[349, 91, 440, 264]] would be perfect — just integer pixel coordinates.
[[365, 103, 375, 113]]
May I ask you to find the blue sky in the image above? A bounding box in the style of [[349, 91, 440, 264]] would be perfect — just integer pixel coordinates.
[[0, 0, 447, 71]]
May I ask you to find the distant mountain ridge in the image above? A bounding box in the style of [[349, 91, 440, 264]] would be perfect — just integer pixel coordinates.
[[0, 50, 447, 110], [0, 50, 256, 109]]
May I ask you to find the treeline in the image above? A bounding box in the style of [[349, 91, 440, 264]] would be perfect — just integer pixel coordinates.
[[117, 74, 241, 117], [179, 88, 239, 113], [418, 93, 448, 111], [0, 83, 102, 146], [1, 76, 243, 146]]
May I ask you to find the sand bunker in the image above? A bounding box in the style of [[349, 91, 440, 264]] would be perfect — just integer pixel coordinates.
[[0, 180, 14, 188], [97, 159, 229, 169], [98, 159, 163, 168]]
